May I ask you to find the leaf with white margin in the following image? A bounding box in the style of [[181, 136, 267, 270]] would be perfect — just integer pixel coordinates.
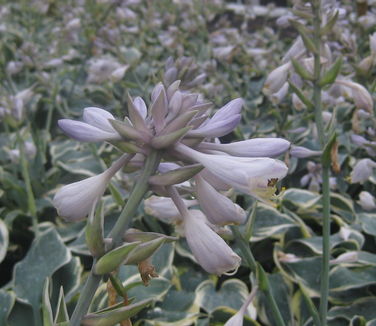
[[281, 188, 321, 211], [328, 297, 376, 322], [12, 228, 71, 325], [252, 204, 298, 241], [0, 290, 15, 325], [256, 273, 293, 326], [0, 219, 9, 263], [195, 279, 256, 319]]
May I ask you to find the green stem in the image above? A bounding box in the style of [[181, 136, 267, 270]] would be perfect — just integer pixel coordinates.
[[231, 226, 257, 271], [69, 262, 102, 326], [108, 150, 161, 246], [17, 131, 38, 237], [319, 165, 331, 325], [69, 150, 161, 326], [311, 1, 331, 325], [231, 226, 286, 326]]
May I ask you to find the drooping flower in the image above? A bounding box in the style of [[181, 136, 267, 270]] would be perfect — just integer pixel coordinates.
[[183, 210, 241, 275], [195, 175, 246, 226]]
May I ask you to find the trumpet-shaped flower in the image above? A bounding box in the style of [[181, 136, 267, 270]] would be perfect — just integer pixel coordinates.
[[183, 210, 241, 275], [175, 143, 288, 202], [53, 154, 130, 221]]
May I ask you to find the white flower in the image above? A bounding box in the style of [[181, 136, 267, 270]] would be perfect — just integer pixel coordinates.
[[53, 154, 129, 221], [263, 62, 291, 95], [195, 175, 246, 226], [144, 195, 197, 223], [358, 191, 376, 211], [351, 158, 376, 184], [58, 107, 121, 142], [183, 210, 241, 275], [175, 143, 288, 203]]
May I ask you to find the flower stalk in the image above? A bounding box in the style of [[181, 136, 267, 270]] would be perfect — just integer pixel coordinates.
[[69, 150, 161, 326], [311, 0, 331, 324]]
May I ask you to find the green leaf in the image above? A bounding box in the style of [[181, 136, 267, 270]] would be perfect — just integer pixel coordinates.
[[42, 279, 53, 326], [322, 132, 336, 168], [0, 290, 15, 325], [289, 20, 317, 54], [256, 273, 292, 326], [328, 297, 376, 321], [211, 307, 259, 325], [291, 59, 314, 81], [281, 189, 321, 211], [86, 201, 105, 257], [321, 10, 339, 35], [288, 82, 314, 110], [94, 242, 140, 275], [13, 228, 71, 325], [148, 164, 203, 186], [195, 279, 254, 315], [330, 266, 376, 292], [319, 57, 343, 87], [359, 213, 376, 237], [82, 299, 152, 326], [54, 288, 69, 323], [252, 204, 298, 241], [0, 219, 9, 263]]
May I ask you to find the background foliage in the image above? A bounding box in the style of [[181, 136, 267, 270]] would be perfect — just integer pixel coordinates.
[[0, 0, 376, 325]]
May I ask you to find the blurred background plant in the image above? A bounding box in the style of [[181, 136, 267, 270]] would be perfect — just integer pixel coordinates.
[[0, 0, 375, 325]]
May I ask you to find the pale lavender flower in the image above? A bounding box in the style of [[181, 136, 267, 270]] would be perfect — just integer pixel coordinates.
[[300, 161, 322, 192], [290, 145, 322, 158], [144, 195, 197, 223], [183, 209, 241, 275], [263, 62, 291, 96], [195, 175, 246, 226], [351, 159, 376, 184], [175, 143, 288, 203], [357, 191, 376, 211], [53, 154, 130, 221], [199, 138, 290, 158], [58, 107, 121, 142]]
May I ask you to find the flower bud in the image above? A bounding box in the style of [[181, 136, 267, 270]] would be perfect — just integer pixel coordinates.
[[263, 62, 291, 95], [53, 154, 130, 221], [290, 145, 322, 158], [183, 210, 241, 275]]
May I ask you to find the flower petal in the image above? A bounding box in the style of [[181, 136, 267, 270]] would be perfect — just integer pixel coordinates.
[[183, 210, 241, 275], [58, 119, 120, 142]]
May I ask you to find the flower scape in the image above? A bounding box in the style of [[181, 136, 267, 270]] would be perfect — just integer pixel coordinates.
[[1, 0, 376, 326]]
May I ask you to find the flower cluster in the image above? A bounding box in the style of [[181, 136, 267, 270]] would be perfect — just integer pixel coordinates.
[[54, 61, 290, 275]]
